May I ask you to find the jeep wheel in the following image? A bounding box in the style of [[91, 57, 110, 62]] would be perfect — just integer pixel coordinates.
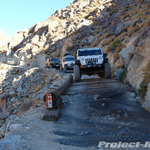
[[104, 62, 111, 78], [74, 64, 81, 82], [63, 65, 67, 73]]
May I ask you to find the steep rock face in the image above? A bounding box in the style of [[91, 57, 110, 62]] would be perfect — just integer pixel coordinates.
[[9, 31, 24, 50], [0, 31, 11, 63], [127, 39, 150, 89]]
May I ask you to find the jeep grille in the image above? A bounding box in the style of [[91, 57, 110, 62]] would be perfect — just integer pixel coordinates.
[[85, 58, 98, 63]]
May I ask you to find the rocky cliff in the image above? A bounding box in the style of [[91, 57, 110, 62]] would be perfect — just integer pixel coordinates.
[[1, 0, 150, 112], [0, 31, 11, 63]]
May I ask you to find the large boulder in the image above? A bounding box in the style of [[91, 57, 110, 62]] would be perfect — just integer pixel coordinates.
[[108, 21, 124, 36], [0, 52, 7, 63], [30, 51, 46, 69], [126, 39, 150, 89], [113, 68, 124, 80], [88, 36, 94, 44], [9, 32, 24, 50], [119, 47, 134, 67]]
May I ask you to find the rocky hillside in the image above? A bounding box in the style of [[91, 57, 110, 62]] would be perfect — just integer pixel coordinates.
[[1, 0, 150, 111], [0, 31, 11, 63]]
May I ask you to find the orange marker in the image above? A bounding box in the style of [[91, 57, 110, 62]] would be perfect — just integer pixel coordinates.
[[46, 93, 52, 108]]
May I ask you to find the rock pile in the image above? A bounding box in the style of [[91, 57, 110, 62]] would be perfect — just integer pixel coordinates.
[[0, 62, 70, 140]]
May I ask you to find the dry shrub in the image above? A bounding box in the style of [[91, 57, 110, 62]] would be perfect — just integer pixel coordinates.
[[121, 14, 126, 20], [123, 42, 127, 48], [113, 53, 119, 62], [128, 52, 134, 60], [122, 26, 128, 32], [128, 25, 140, 36], [101, 40, 107, 46], [106, 44, 113, 53], [110, 9, 117, 16], [107, 36, 115, 44], [112, 38, 121, 47], [145, 16, 150, 26], [136, 9, 144, 19], [116, 43, 123, 53]]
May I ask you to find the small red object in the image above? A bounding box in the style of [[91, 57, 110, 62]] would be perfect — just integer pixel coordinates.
[[46, 93, 52, 108]]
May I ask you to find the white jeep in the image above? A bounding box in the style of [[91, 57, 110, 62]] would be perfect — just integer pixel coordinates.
[[74, 48, 111, 82], [7, 58, 15, 65], [60, 55, 76, 73]]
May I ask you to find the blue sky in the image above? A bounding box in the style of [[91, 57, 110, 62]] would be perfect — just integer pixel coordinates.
[[0, 0, 72, 37]]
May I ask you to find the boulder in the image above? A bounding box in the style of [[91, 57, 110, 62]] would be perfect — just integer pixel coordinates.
[[9, 124, 22, 131], [113, 68, 124, 80], [9, 32, 24, 50], [119, 47, 134, 67], [0, 52, 7, 63], [108, 21, 124, 36], [36, 41, 45, 47], [32, 45, 39, 56], [88, 36, 94, 44], [142, 101, 150, 112], [30, 51, 46, 69], [126, 39, 150, 89], [31, 35, 39, 44]]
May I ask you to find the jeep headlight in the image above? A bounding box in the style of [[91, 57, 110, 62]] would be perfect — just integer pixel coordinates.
[[99, 57, 102, 60]]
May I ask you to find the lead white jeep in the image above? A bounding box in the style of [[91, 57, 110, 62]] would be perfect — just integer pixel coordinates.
[[74, 48, 111, 82], [60, 55, 76, 73]]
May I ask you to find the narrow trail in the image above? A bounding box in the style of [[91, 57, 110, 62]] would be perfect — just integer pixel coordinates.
[[1, 76, 150, 150]]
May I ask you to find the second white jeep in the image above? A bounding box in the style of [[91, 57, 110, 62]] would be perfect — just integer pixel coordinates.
[[60, 55, 76, 73]]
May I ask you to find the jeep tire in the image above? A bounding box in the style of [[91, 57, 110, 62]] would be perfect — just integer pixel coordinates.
[[63, 65, 67, 73], [104, 62, 111, 79], [74, 64, 81, 82]]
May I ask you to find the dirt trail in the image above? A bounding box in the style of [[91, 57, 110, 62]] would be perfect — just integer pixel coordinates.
[[1, 76, 150, 150]]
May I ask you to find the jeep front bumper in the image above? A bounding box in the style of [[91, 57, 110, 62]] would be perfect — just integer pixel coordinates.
[[80, 64, 102, 68]]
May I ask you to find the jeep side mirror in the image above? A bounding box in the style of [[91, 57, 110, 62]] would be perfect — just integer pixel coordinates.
[[103, 53, 107, 57]]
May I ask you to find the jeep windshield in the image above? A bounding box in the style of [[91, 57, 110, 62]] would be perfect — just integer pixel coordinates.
[[65, 57, 76, 61], [51, 58, 60, 62], [78, 49, 102, 56]]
